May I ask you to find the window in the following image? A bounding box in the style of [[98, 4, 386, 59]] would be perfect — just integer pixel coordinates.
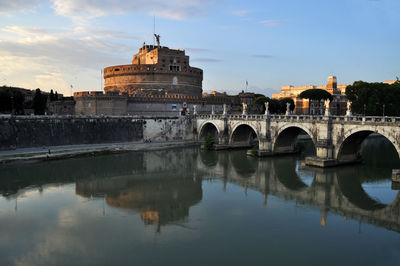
[[169, 65, 180, 71]]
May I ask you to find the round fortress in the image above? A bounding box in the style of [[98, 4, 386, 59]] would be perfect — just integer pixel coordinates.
[[104, 44, 203, 97]]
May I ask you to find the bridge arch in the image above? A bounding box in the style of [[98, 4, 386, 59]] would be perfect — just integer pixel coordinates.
[[273, 125, 316, 155], [272, 157, 313, 191], [229, 123, 259, 147], [336, 128, 400, 162], [198, 122, 220, 141]]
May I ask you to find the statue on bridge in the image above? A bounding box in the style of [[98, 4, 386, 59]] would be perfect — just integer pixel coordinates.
[[285, 102, 291, 116], [264, 101, 269, 116], [346, 101, 352, 117], [223, 104, 227, 116], [324, 99, 331, 117], [193, 105, 197, 115], [211, 105, 215, 115], [242, 103, 248, 115]]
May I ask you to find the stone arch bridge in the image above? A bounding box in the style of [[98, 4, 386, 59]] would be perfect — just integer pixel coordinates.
[[195, 113, 400, 167]]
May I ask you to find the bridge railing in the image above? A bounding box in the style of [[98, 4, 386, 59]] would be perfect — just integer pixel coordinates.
[[195, 113, 400, 124]]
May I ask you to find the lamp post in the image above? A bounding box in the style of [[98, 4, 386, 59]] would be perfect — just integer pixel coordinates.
[[363, 104, 366, 117], [10, 95, 14, 116], [383, 104, 385, 117]]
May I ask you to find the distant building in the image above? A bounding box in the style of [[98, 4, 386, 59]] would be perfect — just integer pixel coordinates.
[[272, 76, 348, 115]]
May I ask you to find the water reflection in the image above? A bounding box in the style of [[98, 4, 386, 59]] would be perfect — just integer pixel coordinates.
[[0, 146, 399, 235], [76, 176, 202, 233]]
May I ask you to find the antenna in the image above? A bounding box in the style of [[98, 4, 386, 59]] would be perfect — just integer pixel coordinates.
[[101, 69, 103, 90], [153, 15, 156, 46]]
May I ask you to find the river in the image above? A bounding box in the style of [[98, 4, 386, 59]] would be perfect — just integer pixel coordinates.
[[0, 136, 399, 265]]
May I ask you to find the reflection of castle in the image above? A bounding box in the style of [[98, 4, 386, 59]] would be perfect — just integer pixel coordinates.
[[76, 176, 202, 233], [272, 76, 348, 115]]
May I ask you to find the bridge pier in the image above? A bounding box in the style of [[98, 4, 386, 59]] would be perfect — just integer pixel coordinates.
[[255, 138, 273, 156]]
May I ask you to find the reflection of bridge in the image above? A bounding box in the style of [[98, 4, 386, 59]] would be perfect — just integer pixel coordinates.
[[196, 151, 400, 232], [1, 148, 399, 233], [196, 114, 400, 167]]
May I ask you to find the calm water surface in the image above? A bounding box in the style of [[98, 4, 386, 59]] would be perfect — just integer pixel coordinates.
[[0, 137, 399, 266]]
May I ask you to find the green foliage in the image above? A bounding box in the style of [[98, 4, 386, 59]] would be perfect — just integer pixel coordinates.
[[279, 98, 295, 113], [253, 95, 295, 114], [204, 133, 215, 150], [33, 89, 48, 115], [299, 89, 333, 101], [346, 81, 400, 116]]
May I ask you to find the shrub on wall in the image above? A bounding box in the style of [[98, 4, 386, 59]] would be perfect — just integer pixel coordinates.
[[204, 133, 215, 150]]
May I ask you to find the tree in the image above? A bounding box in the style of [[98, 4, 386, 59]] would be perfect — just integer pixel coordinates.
[[279, 98, 295, 113], [12, 89, 25, 114], [204, 133, 215, 150], [33, 89, 47, 115], [299, 89, 333, 101], [0, 87, 11, 112], [253, 95, 295, 114], [346, 81, 400, 116], [49, 89, 55, 101], [0, 86, 25, 114]]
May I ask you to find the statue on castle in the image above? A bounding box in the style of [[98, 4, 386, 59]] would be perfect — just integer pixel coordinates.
[[324, 99, 331, 117], [242, 103, 248, 115], [154, 34, 161, 47], [264, 101, 269, 116]]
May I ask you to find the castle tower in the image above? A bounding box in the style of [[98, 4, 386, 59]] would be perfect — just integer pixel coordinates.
[[103, 43, 203, 97], [327, 76, 337, 89]]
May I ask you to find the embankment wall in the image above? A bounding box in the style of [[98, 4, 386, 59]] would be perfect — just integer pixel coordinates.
[[0, 115, 195, 150]]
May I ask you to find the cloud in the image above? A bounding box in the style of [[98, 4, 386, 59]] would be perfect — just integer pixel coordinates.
[[50, 0, 220, 21], [259, 19, 283, 27], [191, 58, 223, 63], [3, 25, 49, 35], [184, 47, 210, 53], [251, 54, 274, 59], [231, 9, 251, 17], [0, 0, 43, 13], [0, 25, 130, 94]]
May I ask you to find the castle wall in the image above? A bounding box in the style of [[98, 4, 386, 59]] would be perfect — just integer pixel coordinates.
[[104, 67, 202, 97], [127, 102, 227, 116], [75, 96, 127, 115]]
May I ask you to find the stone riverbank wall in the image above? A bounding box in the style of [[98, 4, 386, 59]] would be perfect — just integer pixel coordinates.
[[0, 115, 196, 150]]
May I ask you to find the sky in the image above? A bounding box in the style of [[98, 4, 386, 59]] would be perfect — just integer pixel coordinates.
[[0, 0, 399, 97]]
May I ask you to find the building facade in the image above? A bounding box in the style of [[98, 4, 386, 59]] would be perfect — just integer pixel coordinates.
[[272, 76, 348, 115]]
